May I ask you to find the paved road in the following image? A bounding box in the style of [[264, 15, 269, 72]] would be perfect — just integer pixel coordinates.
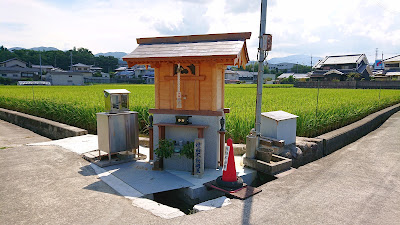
[[0, 111, 399, 224]]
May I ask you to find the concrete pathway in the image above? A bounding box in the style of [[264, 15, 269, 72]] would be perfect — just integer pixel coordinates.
[[174, 111, 400, 224], [0, 111, 399, 224], [0, 119, 165, 224]]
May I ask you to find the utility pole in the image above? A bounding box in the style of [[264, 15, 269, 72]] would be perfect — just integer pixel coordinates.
[[255, 0, 267, 136], [39, 52, 42, 78], [381, 52, 384, 70], [70, 51, 73, 71]]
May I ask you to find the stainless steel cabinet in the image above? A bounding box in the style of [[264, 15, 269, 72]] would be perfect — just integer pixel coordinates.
[[96, 111, 139, 158]]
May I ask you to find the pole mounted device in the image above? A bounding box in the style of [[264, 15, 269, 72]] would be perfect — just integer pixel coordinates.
[[255, 0, 268, 136], [176, 63, 183, 108]]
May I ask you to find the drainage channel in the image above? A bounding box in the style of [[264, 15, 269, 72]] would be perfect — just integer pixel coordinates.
[[150, 171, 277, 215], [153, 189, 195, 215]]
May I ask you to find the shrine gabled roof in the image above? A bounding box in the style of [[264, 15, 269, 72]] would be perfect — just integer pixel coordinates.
[[123, 32, 251, 67]]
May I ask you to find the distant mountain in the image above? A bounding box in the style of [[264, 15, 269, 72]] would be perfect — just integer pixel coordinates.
[[9, 47, 25, 51], [267, 54, 323, 66], [95, 52, 128, 59], [30, 46, 59, 51], [9, 46, 59, 51]]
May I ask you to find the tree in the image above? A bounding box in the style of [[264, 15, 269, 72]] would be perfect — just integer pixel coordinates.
[[0, 47, 119, 72], [93, 72, 102, 77], [292, 64, 312, 73], [347, 72, 361, 81]]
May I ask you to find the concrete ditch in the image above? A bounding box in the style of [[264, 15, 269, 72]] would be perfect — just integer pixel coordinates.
[[0, 108, 87, 140]]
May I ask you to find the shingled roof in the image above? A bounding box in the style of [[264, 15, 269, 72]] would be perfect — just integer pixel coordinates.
[[123, 32, 251, 67]]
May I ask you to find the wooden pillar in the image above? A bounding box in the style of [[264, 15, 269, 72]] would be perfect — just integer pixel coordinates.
[[198, 128, 204, 139], [158, 125, 165, 140], [218, 130, 226, 167], [148, 126, 154, 160]]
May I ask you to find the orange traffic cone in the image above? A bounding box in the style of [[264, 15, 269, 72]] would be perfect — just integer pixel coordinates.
[[222, 138, 237, 182], [216, 138, 244, 191]]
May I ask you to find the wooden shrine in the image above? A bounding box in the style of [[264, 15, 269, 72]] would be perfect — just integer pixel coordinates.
[[123, 32, 251, 170]]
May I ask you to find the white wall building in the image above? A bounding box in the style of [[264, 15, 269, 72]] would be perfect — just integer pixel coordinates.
[[268, 63, 296, 72], [48, 71, 92, 85]]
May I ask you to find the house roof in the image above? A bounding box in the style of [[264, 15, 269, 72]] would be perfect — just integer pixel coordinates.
[[32, 65, 54, 69], [90, 66, 103, 70], [0, 58, 27, 65], [115, 67, 127, 71], [123, 32, 251, 67], [383, 55, 400, 63], [0, 67, 39, 73], [314, 54, 367, 69], [385, 71, 400, 76], [324, 69, 344, 75], [72, 63, 91, 67]]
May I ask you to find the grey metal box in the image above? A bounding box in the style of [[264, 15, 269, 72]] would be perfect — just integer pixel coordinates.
[[96, 111, 139, 154], [260, 111, 298, 145], [104, 89, 130, 113]]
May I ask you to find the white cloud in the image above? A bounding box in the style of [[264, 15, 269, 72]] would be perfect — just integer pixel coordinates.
[[0, 0, 399, 61]]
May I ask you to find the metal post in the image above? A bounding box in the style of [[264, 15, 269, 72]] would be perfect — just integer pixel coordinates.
[[39, 52, 42, 78], [255, 0, 267, 136]]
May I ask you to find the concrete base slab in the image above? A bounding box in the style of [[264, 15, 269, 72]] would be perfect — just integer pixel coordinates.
[[102, 161, 194, 195], [27, 134, 98, 154], [28, 134, 258, 211]]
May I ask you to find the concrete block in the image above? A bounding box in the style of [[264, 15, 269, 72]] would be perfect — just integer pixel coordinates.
[[243, 155, 292, 175], [233, 143, 246, 155], [256, 147, 273, 162], [163, 154, 193, 171], [318, 103, 400, 155], [193, 196, 231, 213], [246, 135, 257, 159], [261, 111, 298, 145]]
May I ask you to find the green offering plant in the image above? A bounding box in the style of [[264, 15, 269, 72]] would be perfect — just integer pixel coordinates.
[[180, 141, 194, 159], [154, 139, 174, 159]]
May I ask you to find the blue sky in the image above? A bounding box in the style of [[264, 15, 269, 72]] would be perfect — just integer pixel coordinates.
[[1, 0, 399, 61]]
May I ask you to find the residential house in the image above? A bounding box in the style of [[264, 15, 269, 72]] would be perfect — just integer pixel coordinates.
[[115, 67, 135, 79], [224, 70, 275, 84], [310, 54, 372, 81], [135, 66, 154, 79], [0, 58, 39, 80], [32, 64, 54, 73], [70, 63, 91, 72], [253, 73, 276, 83], [224, 70, 240, 83], [70, 63, 103, 73], [382, 55, 400, 80]]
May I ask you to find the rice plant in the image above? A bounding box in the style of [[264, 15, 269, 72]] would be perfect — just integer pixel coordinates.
[[0, 84, 399, 143]]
